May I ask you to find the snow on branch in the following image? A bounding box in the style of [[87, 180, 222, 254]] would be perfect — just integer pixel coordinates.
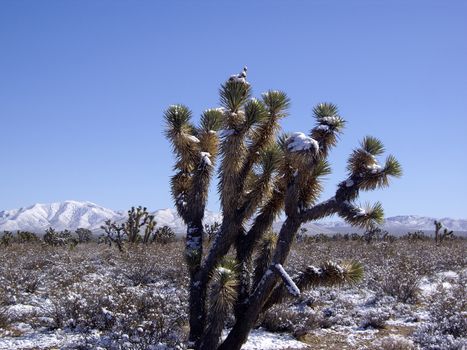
[[320, 116, 341, 125], [229, 66, 249, 85], [366, 162, 382, 174], [273, 264, 300, 297], [200, 152, 212, 167], [182, 133, 200, 143], [287, 132, 319, 153]]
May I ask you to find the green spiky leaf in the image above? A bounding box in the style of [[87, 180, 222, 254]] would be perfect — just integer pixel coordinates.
[[312, 159, 332, 178], [383, 154, 402, 178], [261, 90, 290, 117], [342, 201, 384, 229], [260, 144, 282, 175], [361, 136, 385, 156], [164, 104, 193, 135], [277, 132, 291, 152], [244, 98, 268, 129], [313, 102, 339, 119], [219, 81, 251, 112], [200, 109, 223, 132]]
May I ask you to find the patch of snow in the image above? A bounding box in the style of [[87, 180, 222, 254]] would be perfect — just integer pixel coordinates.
[[0, 331, 84, 350], [229, 67, 249, 85], [200, 152, 212, 167], [222, 328, 308, 349], [5, 304, 40, 321], [316, 124, 330, 131], [321, 116, 340, 125], [308, 265, 322, 276], [366, 163, 382, 174], [183, 134, 200, 143], [354, 208, 366, 217], [287, 132, 319, 153], [419, 270, 462, 297], [217, 267, 232, 274], [437, 270, 458, 279]]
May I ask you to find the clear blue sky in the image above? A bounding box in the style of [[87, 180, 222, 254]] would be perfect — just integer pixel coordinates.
[[1, 1, 466, 219]]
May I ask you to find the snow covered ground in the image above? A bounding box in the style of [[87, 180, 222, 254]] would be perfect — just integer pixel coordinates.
[[0, 238, 465, 349]]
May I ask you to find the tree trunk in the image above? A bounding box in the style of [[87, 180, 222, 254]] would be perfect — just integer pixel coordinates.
[[218, 218, 301, 350], [186, 219, 205, 345]]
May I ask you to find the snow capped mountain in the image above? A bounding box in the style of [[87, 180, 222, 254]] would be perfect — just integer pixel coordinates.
[[384, 215, 467, 231], [151, 208, 222, 234], [0, 201, 222, 234], [317, 215, 467, 233], [1, 201, 466, 235], [0, 200, 122, 232]]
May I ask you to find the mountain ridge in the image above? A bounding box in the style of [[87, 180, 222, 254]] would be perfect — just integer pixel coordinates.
[[1, 201, 466, 235]]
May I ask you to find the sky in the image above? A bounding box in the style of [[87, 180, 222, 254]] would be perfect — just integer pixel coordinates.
[[0, 0, 466, 219]]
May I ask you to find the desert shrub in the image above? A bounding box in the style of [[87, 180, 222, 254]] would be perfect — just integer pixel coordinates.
[[15, 231, 40, 243], [153, 225, 176, 244], [413, 274, 467, 349], [47, 274, 187, 347], [43, 228, 75, 246], [123, 261, 157, 286], [372, 256, 422, 304], [370, 335, 415, 350], [363, 227, 390, 244], [0, 286, 9, 329], [20, 270, 42, 294], [75, 228, 93, 243], [0, 308, 8, 329], [0, 231, 14, 246], [261, 305, 318, 338], [359, 308, 390, 329], [406, 230, 428, 241]]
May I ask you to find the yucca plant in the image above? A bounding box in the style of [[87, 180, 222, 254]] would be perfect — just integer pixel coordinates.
[[152, 225, 176, 244], [434, 220, 453, 244], [101, 206, 157, 250], [164, 67, 402, 350]]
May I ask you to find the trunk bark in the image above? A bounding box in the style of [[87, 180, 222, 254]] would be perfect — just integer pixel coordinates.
[[218, 218, 301, 350], [186, 219, 205, 345]]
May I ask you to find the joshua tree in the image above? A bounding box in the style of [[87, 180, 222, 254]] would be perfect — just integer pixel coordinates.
[[0, 231, 13, 246], [152, 225, 176, 244], [164, 67, 402, 350], [75, 228, 93, 243], [43, 228, 73, 246], [101, 219, 125, 252], [16, 230, 39, 243], [101, 206, 157, 250], [124, 206, 156, 243], [434, 220, 453, 244], [204, 221, 221, 242]]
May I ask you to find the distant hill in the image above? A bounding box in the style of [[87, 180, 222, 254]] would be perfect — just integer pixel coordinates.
[[315, 215, 467, 235], [1, 201, 466, 236], [0, 201, 221, 234]]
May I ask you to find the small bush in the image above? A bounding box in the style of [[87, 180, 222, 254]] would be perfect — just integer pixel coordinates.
[[153, 225, 176, 244], [360, 308, 390, 329], [75, 228, 93, 243], [370, 334, 415, 350], [413, 274, 467, 349], [262, 305, 318, 338], [377, 259, 421, 303], [43, 228, 75, 246]]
